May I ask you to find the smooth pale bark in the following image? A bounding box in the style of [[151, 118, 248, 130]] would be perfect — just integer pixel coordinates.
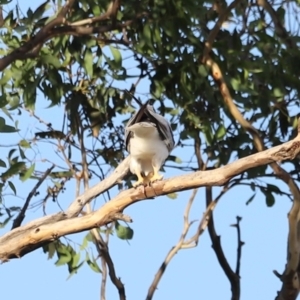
[[1, 129, 300, 261]]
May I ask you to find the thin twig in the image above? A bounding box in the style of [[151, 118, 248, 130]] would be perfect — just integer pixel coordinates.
[[146, 189, 198, 300], [146, 187, 218, 300], [24, 107, 53, 129], [230, 216, 244, 276], [11, 165, 55, 229], [71, 0, 121, 26]]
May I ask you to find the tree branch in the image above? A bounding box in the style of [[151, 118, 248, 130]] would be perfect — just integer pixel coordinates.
[[231, 216, 244, 276], [275, 177, 300, 300], [0, 10, 147, 71], [146, 188, 217, 300], [206, 187, 240, 300], [146, 189, 198, 300], [256, 0, 296, 49], [1, 130, 300, 261], [0, 0, 76, 71], [202, 0, 242, 59]]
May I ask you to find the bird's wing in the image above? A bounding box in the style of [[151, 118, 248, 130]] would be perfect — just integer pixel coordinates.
[[144, 105, 175, 152], [125, 101, 150, 152]]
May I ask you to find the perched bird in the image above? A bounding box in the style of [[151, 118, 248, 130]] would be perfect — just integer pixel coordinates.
[[125, 101, 175, 187]]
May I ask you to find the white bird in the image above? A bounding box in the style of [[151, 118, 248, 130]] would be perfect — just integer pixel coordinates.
[[125, 101, 175, 187]]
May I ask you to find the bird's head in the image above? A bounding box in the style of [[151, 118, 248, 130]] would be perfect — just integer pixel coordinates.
[[127, 122, 158, 137]]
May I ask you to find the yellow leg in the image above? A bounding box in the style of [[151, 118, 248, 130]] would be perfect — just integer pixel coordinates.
[[133, 170, 145, 187], [133, 169, 156, 187], [149, 166, 163, 183]]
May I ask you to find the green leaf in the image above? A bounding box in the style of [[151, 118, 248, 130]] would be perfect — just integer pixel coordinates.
[[8, 149, 16, 159], [175, 157, 182, 164], [0, 0, 12, 4], [55, 244, 72, 266], [198, 65, 208, 77], [167, 192, 178, 199], [80, 235, 89, 250], [168, 155, 182, 164], [19, 139, 31, 148], [85, 231, 94, 242], [115, 221, 134, 240], [8, 181, 16, 195], [20, 164, 35, 182], [32, 1, 50, 20], [202, 124, 213, 145], [70, 252, 81, 268], [0, 69, 13, 85], [55, 254, 72, 266], [19, 146, 26, 160], [266, 184, 282, 194], [261, 188, 275, 207], [0, 95, 8, 108], [215, 124, 226, 140], [67, 261, 84, 280], [231, 78, 241, 91], [0, 215, 13, 228], [0, 117, 18, 133], [23, 80, 38, 110], [83, 49, 93, 77], [43, 242, 57, 260], [1, 162, 26, 180], [265, 192, 275, 207], [0, 160, 6, 168], [41, 54, 61, 68], [109, 46, 122, 69], [245, 193, 256, 205], [86, 253, 101, 273]]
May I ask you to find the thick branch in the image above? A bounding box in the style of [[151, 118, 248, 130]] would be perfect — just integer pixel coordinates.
[[0, 131, 300, 261], [0, 0, 76, 71], [0, 11, 146, 71]]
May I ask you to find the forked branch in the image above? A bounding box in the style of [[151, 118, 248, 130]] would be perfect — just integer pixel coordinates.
[[146, 189, 217, 300], [206, 187, 241, 300]]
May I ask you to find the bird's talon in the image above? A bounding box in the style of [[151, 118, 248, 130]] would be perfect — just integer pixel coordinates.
[[150, 174, 163, 184], [133, 178, 151, 188]]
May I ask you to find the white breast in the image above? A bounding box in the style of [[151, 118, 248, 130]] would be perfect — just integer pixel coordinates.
[[129, 129, 169, 176]]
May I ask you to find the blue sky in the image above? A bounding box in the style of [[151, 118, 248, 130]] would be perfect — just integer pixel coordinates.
[[0, 1, 295, 299]]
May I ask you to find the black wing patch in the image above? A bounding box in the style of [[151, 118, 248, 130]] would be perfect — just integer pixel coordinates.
[[125, 101, 150, 152]]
